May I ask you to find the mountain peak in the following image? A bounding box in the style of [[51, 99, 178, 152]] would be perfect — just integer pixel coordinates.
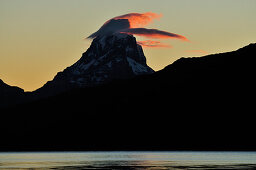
[[36, 33, 154, 95], [68, 33, 154, 84], [86, 33, 148, 65]]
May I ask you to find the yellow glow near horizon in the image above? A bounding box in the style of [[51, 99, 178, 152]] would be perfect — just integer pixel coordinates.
[[0, 0, 255, 91]]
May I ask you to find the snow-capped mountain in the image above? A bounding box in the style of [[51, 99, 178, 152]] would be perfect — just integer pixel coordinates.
[[35, 33, 154, 95]]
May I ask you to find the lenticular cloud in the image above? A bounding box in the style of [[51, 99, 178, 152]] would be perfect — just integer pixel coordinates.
[[87, 12, 188, 48]]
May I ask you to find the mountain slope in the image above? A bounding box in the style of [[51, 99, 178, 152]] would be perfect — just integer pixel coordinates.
[[152, 43, 256, 108], [0, 79, 25, 107], [1, 43, 256, 151]]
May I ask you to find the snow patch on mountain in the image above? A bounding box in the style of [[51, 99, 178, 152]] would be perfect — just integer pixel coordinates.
[[127, 57, 150, 75]]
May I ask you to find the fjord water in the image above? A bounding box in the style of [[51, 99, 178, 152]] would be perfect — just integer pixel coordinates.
[[0, 151, 256, 169]]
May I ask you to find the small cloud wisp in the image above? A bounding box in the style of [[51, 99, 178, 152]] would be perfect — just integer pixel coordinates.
[[137, 40, 172, 48]]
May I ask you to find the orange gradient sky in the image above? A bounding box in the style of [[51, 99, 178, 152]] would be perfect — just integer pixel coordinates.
[[0, 0, 256, 91]]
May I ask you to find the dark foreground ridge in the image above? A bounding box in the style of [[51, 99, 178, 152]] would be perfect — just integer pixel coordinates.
[[1, 43, 256, 151]]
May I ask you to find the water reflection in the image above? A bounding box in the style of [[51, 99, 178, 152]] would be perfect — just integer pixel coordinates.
[[48, 161, 256, 170], [0, 152, 256, 169]]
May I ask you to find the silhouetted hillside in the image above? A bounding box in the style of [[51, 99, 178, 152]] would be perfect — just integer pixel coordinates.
[[1, 43, 256, 151], [0, 79, 25, 107]]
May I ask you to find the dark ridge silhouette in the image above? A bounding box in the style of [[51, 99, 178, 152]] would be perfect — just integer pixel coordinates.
[[1, 43, 256, 151]]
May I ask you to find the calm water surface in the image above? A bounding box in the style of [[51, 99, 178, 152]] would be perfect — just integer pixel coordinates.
[[0, 151, 256, 169]]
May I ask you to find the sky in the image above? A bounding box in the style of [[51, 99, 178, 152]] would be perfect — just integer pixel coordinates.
[[0, 0, 255, 91]]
